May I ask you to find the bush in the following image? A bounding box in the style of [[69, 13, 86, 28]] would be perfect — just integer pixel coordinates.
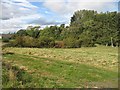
[[7, 36, 39, 48], [79, 32, 95, 47], [38, 36, 55, 48], [63, 37, 80, 48], [22, 36, 35, 47], [2, 38, 10, 42], [55, 41, 64, 48], [9, 40, 18, 47], [78, 38, 95, 47], [14, 36, 24, 47]]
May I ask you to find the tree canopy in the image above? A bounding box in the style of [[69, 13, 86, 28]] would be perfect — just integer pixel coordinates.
[[3, 10, 119, 48]]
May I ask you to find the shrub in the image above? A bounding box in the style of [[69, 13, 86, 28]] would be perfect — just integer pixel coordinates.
[[63, 37, 79, 48], [2, 38, 10, 42], [9, 40, 18, 47], [22, 36, 35, 47], [8, 36, 39, 48], [78, 38, 95, 47], [79, 32, 95, 47], [55, 41, 64, 48], [38, 36, 55, 48]]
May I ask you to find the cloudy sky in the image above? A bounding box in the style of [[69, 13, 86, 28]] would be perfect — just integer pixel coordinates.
[[0, 0, 119, 33]]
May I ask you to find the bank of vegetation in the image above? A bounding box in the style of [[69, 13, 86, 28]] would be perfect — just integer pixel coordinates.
[[2, 10, 119, 48]]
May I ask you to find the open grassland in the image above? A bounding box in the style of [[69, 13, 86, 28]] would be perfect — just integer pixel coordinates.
[[2, 46, 118, 88]]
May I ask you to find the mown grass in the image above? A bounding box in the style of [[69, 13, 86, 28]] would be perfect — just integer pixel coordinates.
[[3, 46, 118, 71], [2, 46, 118, 88]]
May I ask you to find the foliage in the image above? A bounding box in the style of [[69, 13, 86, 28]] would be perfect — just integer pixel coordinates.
[[38, 36, 55, 48], [63, 37, 79, 48], [2, 38, 10, 42], [4, 10, 119, 48], [55, 41, 64, 48]]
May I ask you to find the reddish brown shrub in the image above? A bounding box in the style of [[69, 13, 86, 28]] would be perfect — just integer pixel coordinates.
[[55, 41, 64, 48]]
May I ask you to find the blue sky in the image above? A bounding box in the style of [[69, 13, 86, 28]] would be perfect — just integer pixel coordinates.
[[0, 0, 119, 33]]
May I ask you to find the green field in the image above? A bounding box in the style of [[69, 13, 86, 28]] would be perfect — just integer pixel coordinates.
[[2, 46, 118, 88]]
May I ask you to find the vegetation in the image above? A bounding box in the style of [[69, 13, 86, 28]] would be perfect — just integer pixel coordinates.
[[2, 10, 119, 48], [2, 10, 119, 88], [2, 46, 118, 88]]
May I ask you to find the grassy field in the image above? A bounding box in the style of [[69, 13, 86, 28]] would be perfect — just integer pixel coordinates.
[[2, 46, 118, 88]]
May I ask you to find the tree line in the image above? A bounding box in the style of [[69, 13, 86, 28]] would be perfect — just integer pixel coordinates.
[[3, 10, 120, 48]]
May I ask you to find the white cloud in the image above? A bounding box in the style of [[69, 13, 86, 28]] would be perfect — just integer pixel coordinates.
[[1, 14, 41, 33], [43, 0, 118, 15], [27, 0, 119, 2], [43, 0, 67, 14], [42, 0, 118, 25], [0, 0, 41, 33], [1, 0, 118, 33], [1, 0, 38, 19], [66, 0, 119, 2]]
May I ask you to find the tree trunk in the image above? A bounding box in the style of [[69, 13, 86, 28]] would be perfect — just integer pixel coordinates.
[[106, 43, 108, 46], [111, 37, 114, 47]]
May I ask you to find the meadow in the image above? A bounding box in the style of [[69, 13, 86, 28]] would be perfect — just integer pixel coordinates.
[[2, 46, 118, 88]]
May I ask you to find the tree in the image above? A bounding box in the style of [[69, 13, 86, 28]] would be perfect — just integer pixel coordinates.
[[16, 29, 27, 36], [22, 36, 36, 47], [63, 37, 79, 48], [7, 10, 119, 48], [10, 36, 24, 47], [26, 26, 40, 38], [38, 36, 55, 48]]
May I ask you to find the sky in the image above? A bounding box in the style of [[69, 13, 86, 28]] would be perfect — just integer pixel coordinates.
[[0, 0, 119, 33]]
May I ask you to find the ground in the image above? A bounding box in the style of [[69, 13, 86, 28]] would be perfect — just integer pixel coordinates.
[[2, 46, 118, 88]]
